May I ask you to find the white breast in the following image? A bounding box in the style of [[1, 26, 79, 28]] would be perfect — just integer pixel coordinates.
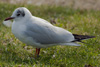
[[12, 21, 33, 46], [12, 21, 26, 39], [12, 21, 44, 48]]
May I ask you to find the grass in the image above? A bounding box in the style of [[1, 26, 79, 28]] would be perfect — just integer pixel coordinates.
[[0, 3, 100, 67]]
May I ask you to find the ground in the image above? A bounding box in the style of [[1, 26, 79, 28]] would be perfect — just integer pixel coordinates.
[[0, 3, 100, 67]]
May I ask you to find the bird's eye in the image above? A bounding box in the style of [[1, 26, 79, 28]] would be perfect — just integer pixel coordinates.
[[17, 14, 20, 16]]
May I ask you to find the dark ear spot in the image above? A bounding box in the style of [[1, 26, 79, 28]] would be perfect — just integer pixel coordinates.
[[22, 12, 25, 17]]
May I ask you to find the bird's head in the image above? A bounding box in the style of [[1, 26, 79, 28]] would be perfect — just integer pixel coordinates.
[[5, 7, 32, 21]]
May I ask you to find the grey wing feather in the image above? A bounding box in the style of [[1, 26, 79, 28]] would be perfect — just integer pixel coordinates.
[[24, 17, 74, 44]]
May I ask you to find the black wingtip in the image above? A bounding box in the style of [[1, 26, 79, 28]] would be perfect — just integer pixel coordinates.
[[72, 34, 95, 42]]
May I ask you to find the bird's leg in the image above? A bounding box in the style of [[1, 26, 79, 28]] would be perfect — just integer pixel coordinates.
[[35, 48, 40, 58], [37, 48, 40, 56], [35, 48, 38, 57]]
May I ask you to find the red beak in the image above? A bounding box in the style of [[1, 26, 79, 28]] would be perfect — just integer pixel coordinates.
[[4, 17, 15, 21]]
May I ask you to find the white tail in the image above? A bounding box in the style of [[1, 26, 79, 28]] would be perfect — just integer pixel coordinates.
[[61, 42, 80, 46]]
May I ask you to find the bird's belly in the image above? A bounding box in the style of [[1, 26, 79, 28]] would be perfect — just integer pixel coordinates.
[[12, 30, 38, 46]]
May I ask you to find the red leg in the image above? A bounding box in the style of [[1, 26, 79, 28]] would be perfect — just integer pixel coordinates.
[[35, 48, 40, 58], [37, 48, 40, 55]]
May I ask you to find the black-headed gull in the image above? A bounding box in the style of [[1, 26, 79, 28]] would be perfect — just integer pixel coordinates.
[[5, 7, 95, 57]]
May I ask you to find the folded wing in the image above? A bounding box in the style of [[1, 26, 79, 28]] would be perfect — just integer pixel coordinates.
[[24, 17, 75, 44]]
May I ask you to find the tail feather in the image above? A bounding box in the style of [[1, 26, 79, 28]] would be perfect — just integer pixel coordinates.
[[72, 34, 95, 42], [61, 42, 80, 46]]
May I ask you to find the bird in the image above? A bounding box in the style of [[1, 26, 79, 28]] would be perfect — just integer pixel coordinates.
[[4, 7, 95, 57]]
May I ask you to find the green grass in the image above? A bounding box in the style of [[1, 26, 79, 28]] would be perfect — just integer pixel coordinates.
[[0, 3, 100, 67]]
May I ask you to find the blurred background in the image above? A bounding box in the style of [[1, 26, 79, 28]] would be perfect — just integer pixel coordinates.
[[0, 0, 100, 10]]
